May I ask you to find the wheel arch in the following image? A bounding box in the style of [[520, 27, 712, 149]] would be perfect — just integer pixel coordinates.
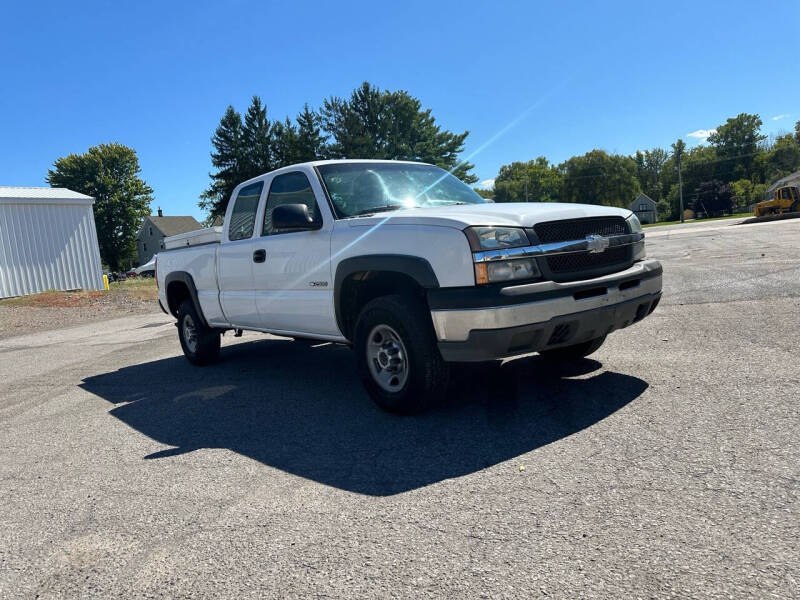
[[334, 255, 439, 341], [164, 271, 209, 327]]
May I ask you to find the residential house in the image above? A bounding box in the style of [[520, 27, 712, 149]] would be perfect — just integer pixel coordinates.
[[137, 209, 201, 265], [629, 192, 657, 224], [766, 170, 800, 199]]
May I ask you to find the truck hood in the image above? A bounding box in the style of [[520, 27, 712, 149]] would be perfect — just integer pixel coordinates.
[[345, 202, 633, 229]]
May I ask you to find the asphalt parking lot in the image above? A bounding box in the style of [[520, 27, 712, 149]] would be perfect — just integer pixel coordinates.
[[1, 219, 798, 598]]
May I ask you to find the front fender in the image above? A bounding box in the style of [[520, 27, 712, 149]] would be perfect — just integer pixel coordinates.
[[333, 254, 439, 337]]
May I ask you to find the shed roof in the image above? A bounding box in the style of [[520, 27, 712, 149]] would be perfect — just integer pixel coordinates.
[[0, 186, 94, 204], [145, 215, 202, 237]]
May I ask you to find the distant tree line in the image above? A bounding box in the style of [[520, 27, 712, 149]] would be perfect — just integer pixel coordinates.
[[486, 114, 800, 219], [200, 82, 477, 219], [48, 108, 798, 270]]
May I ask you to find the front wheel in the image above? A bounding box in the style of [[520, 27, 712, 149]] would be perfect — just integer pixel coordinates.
[[539, 335, 606, 362], [177, 299, 221, 365], [354, 294, 449, 414]]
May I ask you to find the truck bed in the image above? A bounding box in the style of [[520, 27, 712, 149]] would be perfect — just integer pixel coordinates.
[[164, 226, 222, 249]]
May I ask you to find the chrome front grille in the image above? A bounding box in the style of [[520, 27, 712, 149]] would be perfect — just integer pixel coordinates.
[[533, 217, 632, 278], [545, 245, 630, 273], [534, 217, 627, 243]]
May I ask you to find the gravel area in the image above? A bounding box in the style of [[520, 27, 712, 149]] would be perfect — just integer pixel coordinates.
[[0, 283, 161, 340], [0, 304, 159, 340]]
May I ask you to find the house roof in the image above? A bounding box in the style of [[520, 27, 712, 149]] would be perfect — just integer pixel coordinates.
[[767, 171, 800, 194], [0, 186, 94, 204], [144, 215, 202, 237]]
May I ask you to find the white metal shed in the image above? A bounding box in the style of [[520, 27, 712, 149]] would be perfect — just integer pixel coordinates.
[[0, 187, 104, 298]]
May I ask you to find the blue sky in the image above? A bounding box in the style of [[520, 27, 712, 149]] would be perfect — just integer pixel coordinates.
[[1, 0, 797, 220]]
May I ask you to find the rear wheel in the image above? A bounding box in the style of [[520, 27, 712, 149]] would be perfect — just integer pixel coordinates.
[[354, 294, 449, 414], [539, 335, 606, 362], [177, 299, 220, 365]]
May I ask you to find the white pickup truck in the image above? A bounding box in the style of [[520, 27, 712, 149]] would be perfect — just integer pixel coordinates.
[[156, 160, 662, 413]]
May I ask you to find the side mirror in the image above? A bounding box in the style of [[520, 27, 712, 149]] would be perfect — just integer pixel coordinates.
[[271, 204, 317, 230]]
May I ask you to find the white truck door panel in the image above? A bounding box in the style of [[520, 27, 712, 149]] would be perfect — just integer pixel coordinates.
[[253, 169, 338, 335], [217, 181, 265, 328], [254, 230, 336, 334], [218, 240, 260, 327]]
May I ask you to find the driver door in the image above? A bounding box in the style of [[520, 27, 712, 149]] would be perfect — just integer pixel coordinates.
[[252, 169, 338, 336]]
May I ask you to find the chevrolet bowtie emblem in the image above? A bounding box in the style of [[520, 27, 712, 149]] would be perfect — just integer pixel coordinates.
[[585, 234, 610, 254]]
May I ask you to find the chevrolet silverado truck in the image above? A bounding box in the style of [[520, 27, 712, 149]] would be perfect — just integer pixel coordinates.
[[156, 160, 662, 413]]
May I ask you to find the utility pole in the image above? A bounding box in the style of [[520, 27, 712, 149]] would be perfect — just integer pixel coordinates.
[[677, 151, 684, 223], [672, 138, 686, 223]]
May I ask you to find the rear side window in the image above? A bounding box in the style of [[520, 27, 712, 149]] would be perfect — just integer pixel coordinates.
[[262, 172, 320, 235], [228, 182, 263, 240]]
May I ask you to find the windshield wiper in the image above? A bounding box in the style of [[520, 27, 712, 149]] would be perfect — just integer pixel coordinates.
[[350, 205, 403, 217]]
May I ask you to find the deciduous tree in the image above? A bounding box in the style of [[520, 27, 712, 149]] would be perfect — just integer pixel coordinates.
[[493, 157, 562, 203], [692, 180, 733, 216], [707, 113, 765, 181], [559, 150, 640, 207], [634, 148, 669, 201], [47, 143, 152, 271]]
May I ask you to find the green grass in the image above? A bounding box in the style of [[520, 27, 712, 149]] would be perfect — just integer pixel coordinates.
[[643, 212, 753, 228]]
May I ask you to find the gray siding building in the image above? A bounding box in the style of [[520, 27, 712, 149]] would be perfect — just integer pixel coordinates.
[[136, 209, 201, 265], [630, 192, 658, 224], [0, 187, 104, 298]]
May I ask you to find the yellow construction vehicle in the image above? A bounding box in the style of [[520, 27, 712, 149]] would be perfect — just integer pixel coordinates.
[[754, 184, 800, 217]]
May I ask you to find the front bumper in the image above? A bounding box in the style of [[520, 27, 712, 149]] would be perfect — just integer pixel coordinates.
[[428, 259, 662, 362]]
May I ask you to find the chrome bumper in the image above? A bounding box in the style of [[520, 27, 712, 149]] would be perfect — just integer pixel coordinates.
[[430, 259, 662, 343]]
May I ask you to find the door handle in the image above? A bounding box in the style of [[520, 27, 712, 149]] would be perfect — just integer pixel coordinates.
[[253, 249, 266, 263]]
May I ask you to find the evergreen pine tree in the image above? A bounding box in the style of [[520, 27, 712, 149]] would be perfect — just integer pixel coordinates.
[[200, 106, 245, 218], [242, 96, 273, 178], [294, 104, 328, 162]]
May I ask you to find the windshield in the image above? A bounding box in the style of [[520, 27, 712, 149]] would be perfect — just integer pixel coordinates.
[[317, 162, 489, 218]]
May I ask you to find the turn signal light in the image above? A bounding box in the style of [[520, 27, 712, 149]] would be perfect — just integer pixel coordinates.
[[474, 263, 489, 285]]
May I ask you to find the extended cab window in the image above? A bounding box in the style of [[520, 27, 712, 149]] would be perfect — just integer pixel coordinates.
[[228, 182, 263, 240], [262, 172, 319, 235]]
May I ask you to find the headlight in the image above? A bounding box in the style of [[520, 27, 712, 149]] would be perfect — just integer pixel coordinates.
[[625, 213, 642, 233], [626, 213, 646, 260], [465, 226, 529, 251], [474, 257, 541, 284], [465, 226, 540, 284]]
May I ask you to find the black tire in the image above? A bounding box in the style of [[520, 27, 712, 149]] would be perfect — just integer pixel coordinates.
[[354, 294, 449, 414], [177, 299, 220, 366], [539, 335, 606, 362]]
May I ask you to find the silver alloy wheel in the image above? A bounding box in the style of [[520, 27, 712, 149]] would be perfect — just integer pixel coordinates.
[[182, 313, 198, 354], [366, 324, 409, 393]]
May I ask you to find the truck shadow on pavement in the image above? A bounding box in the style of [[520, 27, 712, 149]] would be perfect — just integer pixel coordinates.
[[80, 338, 648, 496]]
